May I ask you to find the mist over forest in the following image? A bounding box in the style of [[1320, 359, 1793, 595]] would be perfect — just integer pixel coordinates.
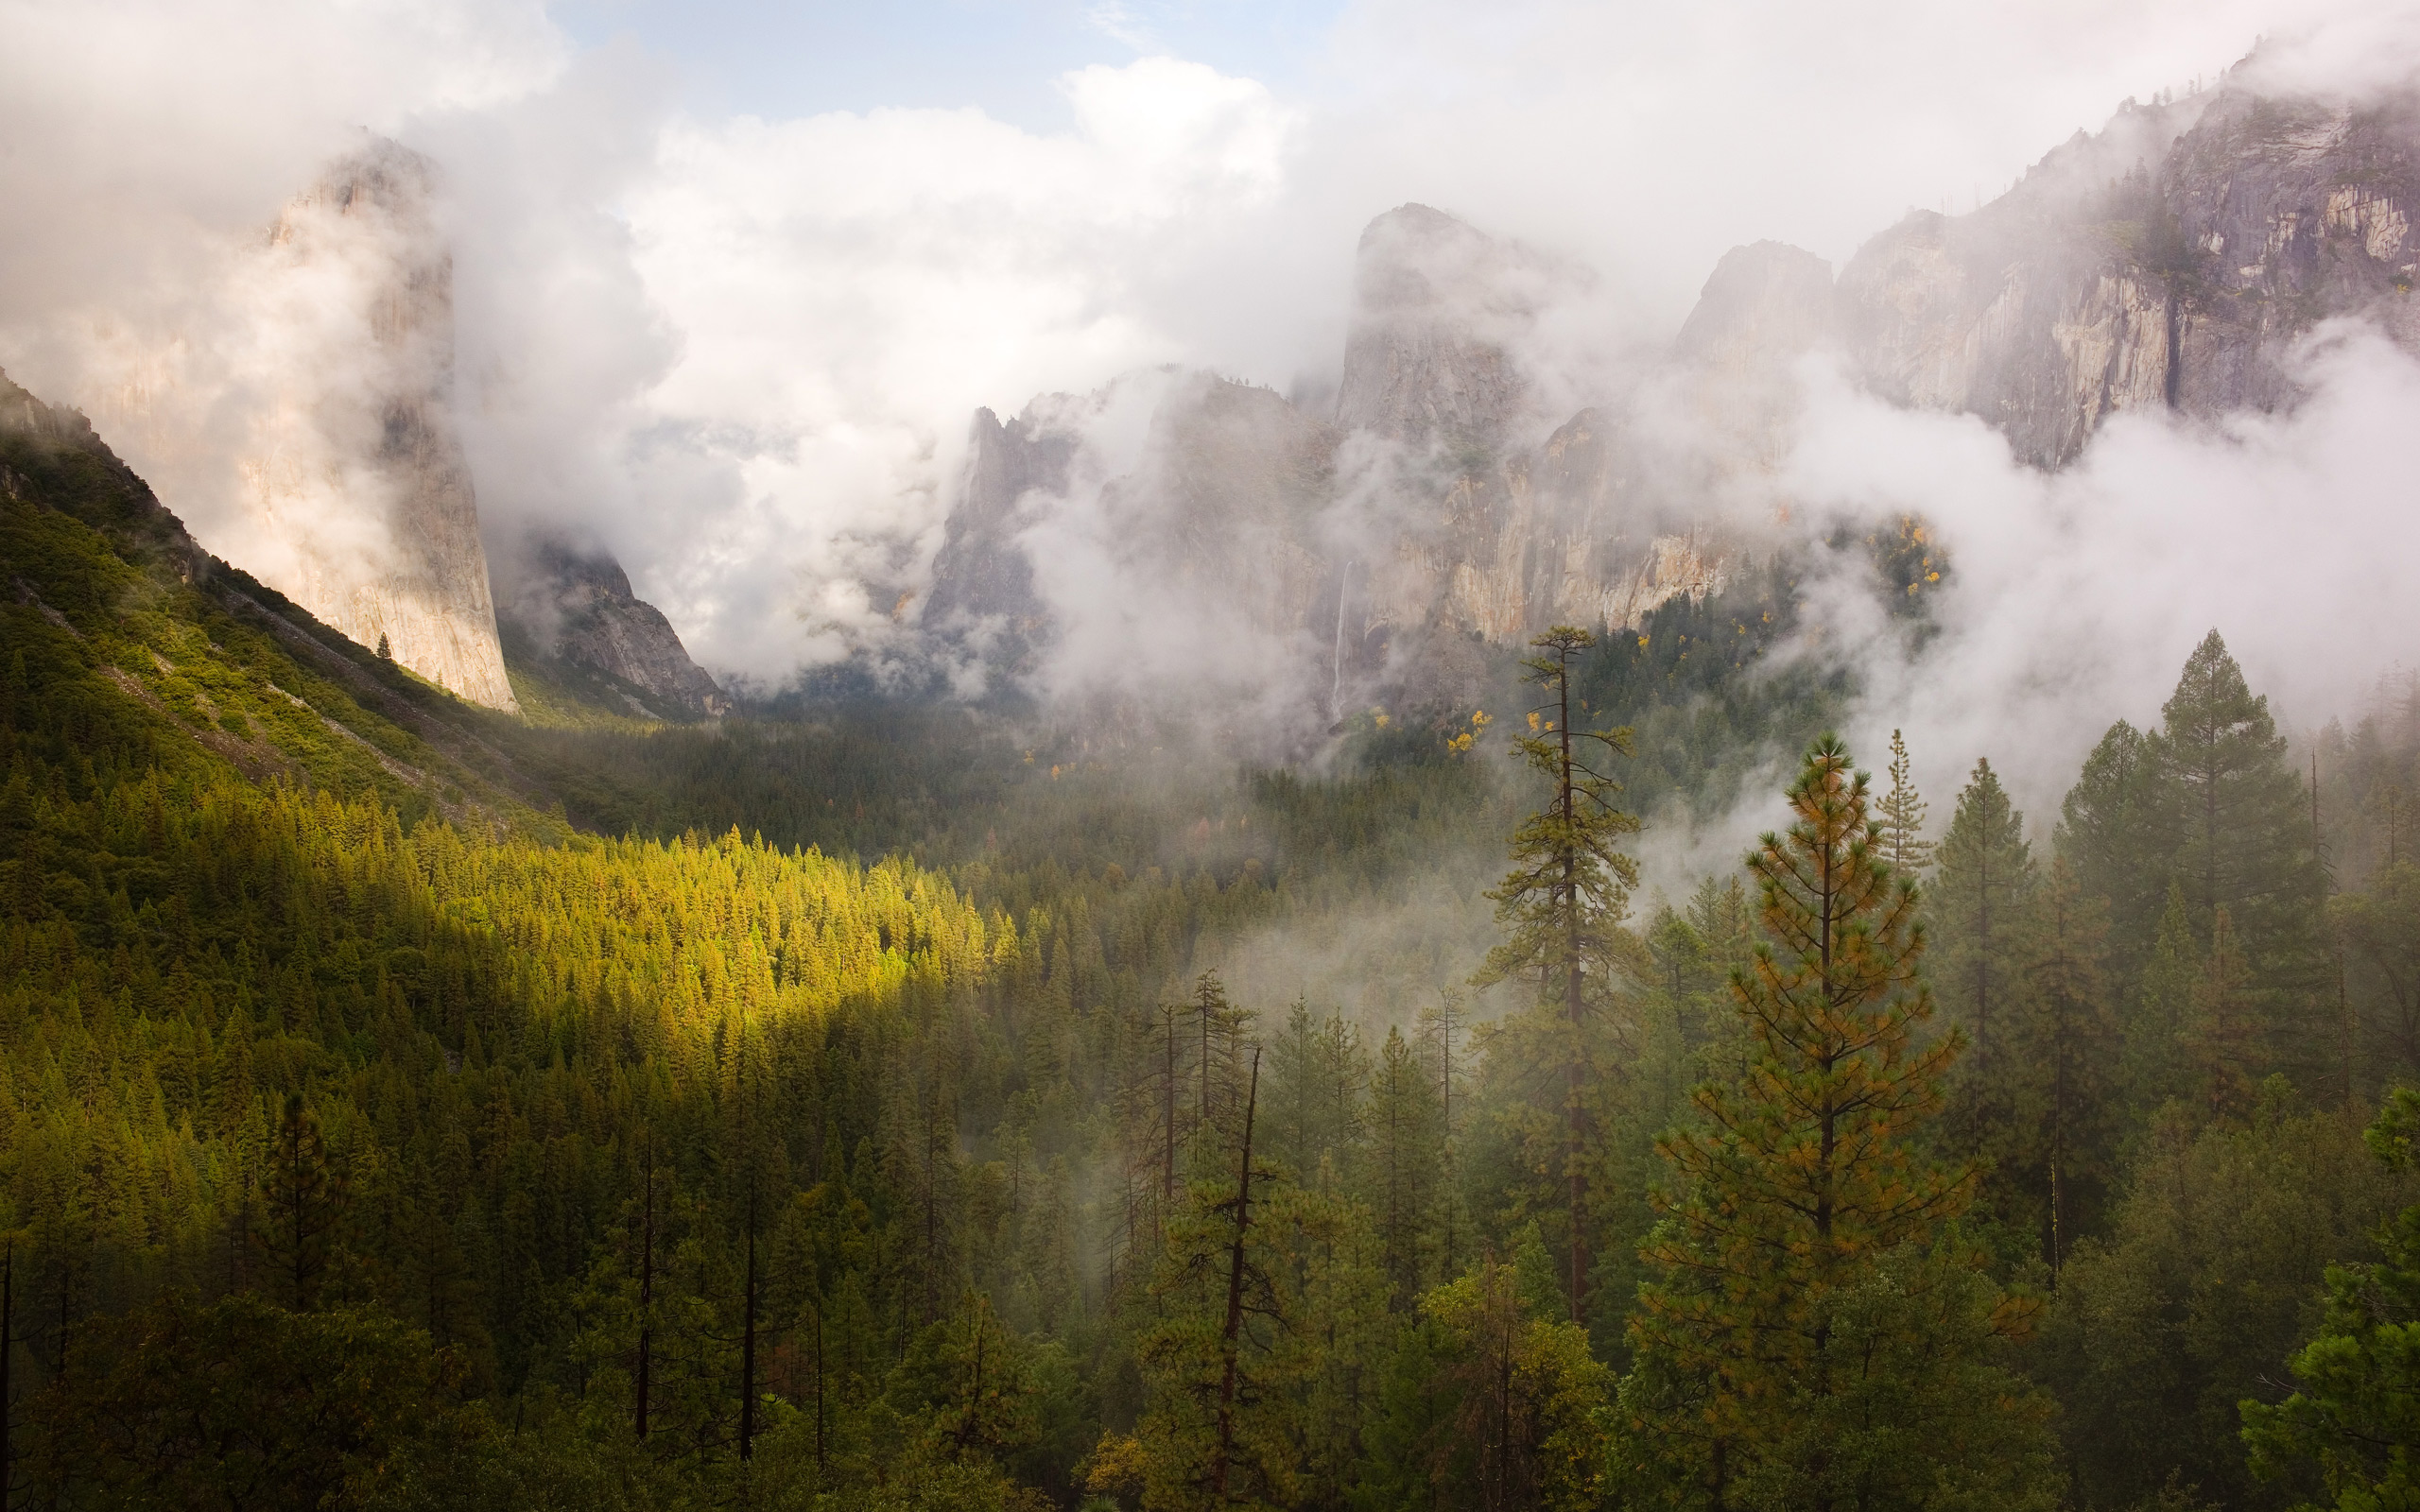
[[10, 3, 2420, 1511]]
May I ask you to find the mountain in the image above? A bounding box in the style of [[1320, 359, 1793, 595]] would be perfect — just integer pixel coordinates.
[[922, 60, 2420, 712], [230, 141, 520, 712], [0, 365, 577, 820], [498, 540, 732, 721], [1840, 78, 2420, 464]]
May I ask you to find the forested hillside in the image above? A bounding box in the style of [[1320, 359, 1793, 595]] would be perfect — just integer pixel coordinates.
[[9, 375, 2420, 1512]]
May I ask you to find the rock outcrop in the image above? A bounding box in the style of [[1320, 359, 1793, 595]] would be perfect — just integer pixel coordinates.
[[919, 404, 1074, 665], [924, 206, 1754, 708], [501, 541, 731, 720], [233, 142, 518, 711], [1840, 77, 2420, 465], [1334, 204, 1544, 449]]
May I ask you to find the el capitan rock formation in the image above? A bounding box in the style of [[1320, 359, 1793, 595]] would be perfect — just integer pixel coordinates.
[[233, 143, 520, 711]]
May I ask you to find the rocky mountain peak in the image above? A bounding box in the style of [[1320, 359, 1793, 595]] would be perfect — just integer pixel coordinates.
[[1839, 69, 2420, 465], [1674, 241, 1837, 375], [1334, 204, 1542, 449]]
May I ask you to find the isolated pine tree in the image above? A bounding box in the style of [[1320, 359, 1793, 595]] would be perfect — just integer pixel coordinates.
[[1877, 728, 1935, 877], [1473, 625, 1643, 1322]]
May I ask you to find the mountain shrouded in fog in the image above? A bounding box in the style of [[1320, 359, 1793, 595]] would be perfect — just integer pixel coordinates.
[[13, 5, 2420, 1510]]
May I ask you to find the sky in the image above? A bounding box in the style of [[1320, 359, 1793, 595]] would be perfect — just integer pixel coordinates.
[[2, 0, 2418, 782], [552, 0, 1352, 127]]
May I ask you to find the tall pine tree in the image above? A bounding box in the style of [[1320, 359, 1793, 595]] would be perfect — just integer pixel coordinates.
[[1473, 625, 1643, 1324], [1931, 757, 2036, 1126], [2007, 858, 2120, 1274], [1877, 728, 1935, 878], [2154, 630, 2325, 1006], [2057, 719, 2171, 986], [1627, 736, 2049, 1511]]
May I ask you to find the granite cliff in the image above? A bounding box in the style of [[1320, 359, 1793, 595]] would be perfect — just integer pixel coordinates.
[[1841, 75, 2420, 464], [234, 143, 519, 711], [923, 60, 2420, 714]]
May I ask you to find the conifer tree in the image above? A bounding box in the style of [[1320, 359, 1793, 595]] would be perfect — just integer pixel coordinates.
[[2126, 882, 2202, 1113], [2188, 906, 2260, 1124], [1268, 1002, 1366, 1194], [1931, 756, 2036, 1087], [1876, 728, 1935, 877], [1628, 735, 1997, 1507], [257, 1093, 344, 1311], [2155, 629, 2325, 993], [1415, 989, 1471, 1279], [2058, 719, 2169, 983], [1138, 1046, 1295, 1510], [1474, 625, 1642, 1322], [2008, 858, 2119, 1274], [1424, 1239, 1612, 1512], [2242, 1086, 2420, 1508], [2332, 862, 2420, 1080], [1366, 1025, 1444, 1308]]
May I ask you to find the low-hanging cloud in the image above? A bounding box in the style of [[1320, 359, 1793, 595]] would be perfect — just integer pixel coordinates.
[[4, 0, 2417, 706], [1778, 318, 2420, 830]]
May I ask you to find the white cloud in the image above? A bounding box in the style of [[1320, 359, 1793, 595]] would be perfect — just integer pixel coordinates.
[[1782, 321, 2420, 822], [5, 0, 2418, 704], [613, 57, 1301, 676]]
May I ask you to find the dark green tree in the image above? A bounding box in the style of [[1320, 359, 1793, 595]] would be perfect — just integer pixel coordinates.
[[1627, 735, 2048, 1511], [1365, 1025, 1444, 1309], [2007, 858, 2120, 1274], [1473, 625, 1643, 1323], [2243, 1086, 2420, 1510], [257, 1093, 345, 1311], [1932, 756, 2037, 1091], [2058, 718, 2171, 983], [2154, 629, 2325, 1005]]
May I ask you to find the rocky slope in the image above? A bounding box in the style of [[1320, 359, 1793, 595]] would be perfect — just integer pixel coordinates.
[[0, 365, 586, 818], [499, 541, 731, 721]]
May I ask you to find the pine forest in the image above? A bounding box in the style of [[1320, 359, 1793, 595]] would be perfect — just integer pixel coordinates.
[[7, 349, 2420, 1512]]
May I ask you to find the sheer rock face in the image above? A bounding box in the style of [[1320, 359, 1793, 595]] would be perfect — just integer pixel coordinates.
[[502, 542, 730, 720], [1840, 80, 2420, 465], [1334, 203, 1541, 450], [237, 143, 518, 711], [919, 404, 1073, 664], [925, 208, 1750, 701]]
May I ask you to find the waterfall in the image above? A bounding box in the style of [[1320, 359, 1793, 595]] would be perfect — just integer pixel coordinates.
[[1331, 559, 1353, 715]]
